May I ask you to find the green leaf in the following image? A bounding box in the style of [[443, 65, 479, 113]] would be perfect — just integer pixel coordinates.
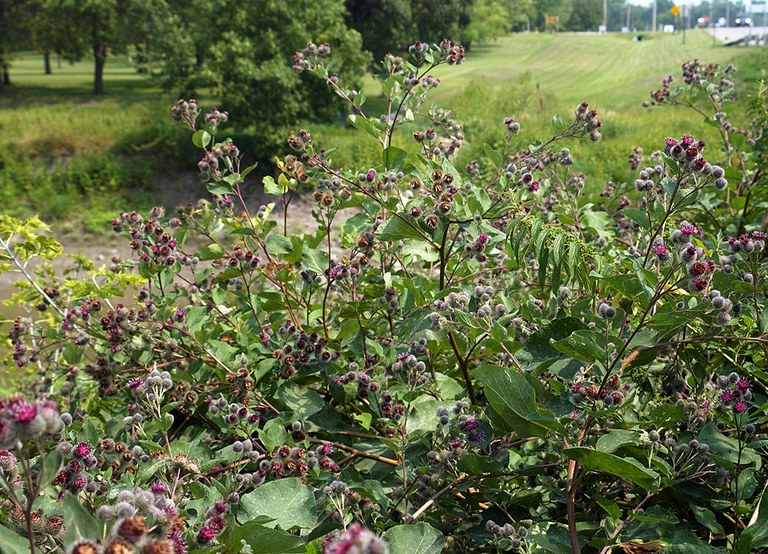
[[690, 505, 724, 535], [40, 450, 63, 489], [238, 478, 318, 530], [263, 175, 287, 196], [192, 130, 212, 148], [483, 143, 503, 167], [622, 207, 650, 229], [552, 331, 606, 364], [228, 522, 305, 553], [383, 523, 444, 554], [383, 146, 408, 171], [380, 217, 427, 242], [303, 247, 329, 274], [661, 544, 724, 554], [63, 493, 104, 544], [475, 364, 550, 437], [457, 451, 509, 475], [348, 114, 382, 140], [258, 418, 289, 453], [698, 422, 758, 470], [596, 430, 637, 453], [563, 447, 659, 491], [266, 234, 296, 258], [0, 524, 32, 554], [593, 494, 622, 519], [275, 383, 325, 419]]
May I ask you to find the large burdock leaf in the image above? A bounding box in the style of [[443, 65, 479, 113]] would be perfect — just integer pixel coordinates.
[[227, 522, 305, 553], [238, 478, 318, 530], [383, 523, 444, 554], [63, 493, 104, 545], [0, 524, 31, 554], [475, 364, 553, 437], [563, 447, 659, 491]]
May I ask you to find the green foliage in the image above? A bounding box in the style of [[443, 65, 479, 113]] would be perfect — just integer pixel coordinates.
[[1, 38, 768, 554]]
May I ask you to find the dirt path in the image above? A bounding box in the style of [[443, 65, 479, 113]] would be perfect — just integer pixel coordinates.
[[0, 190, 339, 292]]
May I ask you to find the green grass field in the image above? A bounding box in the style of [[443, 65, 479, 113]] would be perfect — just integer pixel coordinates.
[[0, 31, 765, 229], [315, 30, 766, 186]]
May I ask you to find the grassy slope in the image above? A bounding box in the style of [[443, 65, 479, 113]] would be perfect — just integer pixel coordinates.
[[315, 30, 758, 187]]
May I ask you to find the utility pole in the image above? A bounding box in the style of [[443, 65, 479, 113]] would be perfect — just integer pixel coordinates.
[[604, 0, 608, 30], [626, 2, 631, 30], [682, 4, 686, 43], [652, 0, 657, 31]]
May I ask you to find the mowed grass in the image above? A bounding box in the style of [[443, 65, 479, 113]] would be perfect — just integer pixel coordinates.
[[316, 30, 761, 186], [0, 53, 177, 158]]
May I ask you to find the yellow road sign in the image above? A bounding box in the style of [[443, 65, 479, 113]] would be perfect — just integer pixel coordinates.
[[670, 5, 681, 16]]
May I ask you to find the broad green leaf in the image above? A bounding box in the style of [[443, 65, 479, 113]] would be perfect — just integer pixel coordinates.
[[552, 331, 606, 364], [258, 418, 289, 453], [238, 478, 317, 530], [622, 207, 650, 229], [662, 545, 724, 554], [691, 505, 724, 535], [228, 522, 305, 553], [596, 430, 637, 453], [593, 494, 621, 519], [192, 130, 211, 148], [383, 146, 407, 170], [380, 217, 427, 242], [563, 447, 659, 491], [0, 524, 32, 554], [40, 450, 63, 489], [303, 247, 329, 274], [276, 383, 325, 419], [383, 523, 444, 554], [263, 175, 287, 196], [63, 493, 104, 545], [475, 364, 550, 437], [266, 234, 294, 257], [348, 114, 383, 139], [699, 422, 759, 470]]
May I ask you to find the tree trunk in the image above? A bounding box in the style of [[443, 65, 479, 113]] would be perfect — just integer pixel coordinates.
[[2, 66, 9, 86], [44, 51, 52, 74], [93, 44, 106, 94]]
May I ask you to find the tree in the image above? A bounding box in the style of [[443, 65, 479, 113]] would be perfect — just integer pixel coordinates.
[[38, 0, 168, 94], [412, 0, 473, 45], [568, 0, 603, 30], [345, 0, 415, 63], [0, 0, 34, 90], [153, 0, 369, 161], [464, 0, 513, 43]]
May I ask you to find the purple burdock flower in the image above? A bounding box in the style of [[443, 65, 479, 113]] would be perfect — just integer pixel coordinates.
[[11, 402, 37, 423], [734, 400, 747, 413], [324, 523, 389, 554]]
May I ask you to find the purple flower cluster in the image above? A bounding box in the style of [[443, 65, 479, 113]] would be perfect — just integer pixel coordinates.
[[717, 373, 751, 413], [322, 523, 389, 554], [0, 395, 63, 449]]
